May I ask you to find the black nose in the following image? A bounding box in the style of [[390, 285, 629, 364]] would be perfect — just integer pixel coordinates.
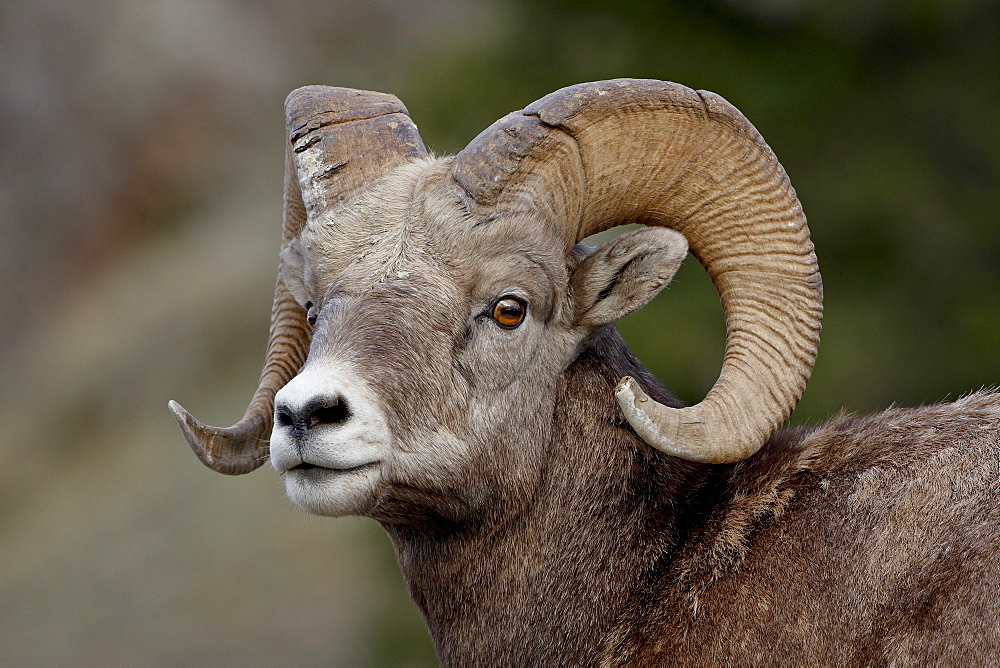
[[275, 395, 351, 437]]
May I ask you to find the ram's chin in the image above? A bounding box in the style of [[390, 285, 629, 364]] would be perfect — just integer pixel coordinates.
[[283, 465, 380, 517]]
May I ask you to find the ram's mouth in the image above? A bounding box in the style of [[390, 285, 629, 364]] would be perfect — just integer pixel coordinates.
[[289, 461, 379, 474]]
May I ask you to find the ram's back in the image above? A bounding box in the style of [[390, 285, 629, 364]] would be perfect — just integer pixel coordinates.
[[605, 391, 1000, 665]]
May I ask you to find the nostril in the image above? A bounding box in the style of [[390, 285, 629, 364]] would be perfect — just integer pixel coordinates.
[[308, 398, 350, 428], [276, 396, 351, 436], [276, 407, 294, 427]]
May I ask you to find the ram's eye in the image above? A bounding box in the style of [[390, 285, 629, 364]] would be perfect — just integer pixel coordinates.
[[305, 301, 317, 326], [491, 297, 527, 329]]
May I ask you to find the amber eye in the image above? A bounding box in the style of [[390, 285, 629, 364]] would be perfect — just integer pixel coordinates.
[[305, 301, 317, 326], [491, 297, 526, 329]]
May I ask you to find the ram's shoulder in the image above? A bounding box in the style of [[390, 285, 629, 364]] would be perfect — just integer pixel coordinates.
[[797, 390, 1000, 484], [600, 394, 1000, 665], [667, 391, 1000, 592]]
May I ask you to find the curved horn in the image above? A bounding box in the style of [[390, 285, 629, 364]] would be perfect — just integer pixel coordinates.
[[170, 86, 427, 475], [452, 79, 822, 464]]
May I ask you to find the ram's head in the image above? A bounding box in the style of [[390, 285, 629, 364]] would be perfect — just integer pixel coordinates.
[[169, 80, 822, 520]]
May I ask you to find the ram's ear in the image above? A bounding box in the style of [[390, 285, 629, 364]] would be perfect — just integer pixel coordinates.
[[571, 227, 688, 330], [279, 236, 311, 307]]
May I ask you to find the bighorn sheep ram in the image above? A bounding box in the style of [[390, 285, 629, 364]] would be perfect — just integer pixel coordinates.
[[169, 79, 1000, 665]]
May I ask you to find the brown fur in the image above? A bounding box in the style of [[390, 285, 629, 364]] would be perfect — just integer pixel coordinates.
[[381, 322, 1000, 665], [604, 387, 1000, 665], [278, 159, 999, 665]]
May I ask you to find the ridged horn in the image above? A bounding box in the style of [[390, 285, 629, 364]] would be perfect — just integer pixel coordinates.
[[451, 79, 822, 464], [169, 86, 427, 475]]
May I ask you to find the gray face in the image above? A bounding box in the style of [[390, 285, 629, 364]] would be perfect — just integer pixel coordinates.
[[271, 158, 687, 522]]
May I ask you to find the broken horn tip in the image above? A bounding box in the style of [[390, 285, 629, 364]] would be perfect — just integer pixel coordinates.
[[615, 376, 650, 405], [615, 375, 637, 392]]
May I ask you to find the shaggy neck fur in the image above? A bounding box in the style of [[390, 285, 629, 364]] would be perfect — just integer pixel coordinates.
[[382, 327, 720, 664]]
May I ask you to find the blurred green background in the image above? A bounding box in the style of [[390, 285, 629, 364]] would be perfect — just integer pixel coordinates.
[[1, 0, 996, 665]]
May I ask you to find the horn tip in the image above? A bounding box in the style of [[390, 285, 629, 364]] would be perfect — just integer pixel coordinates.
[[167, 400, 269, 476], [615, 377, 738, 464], [167, 399, 217, 468]]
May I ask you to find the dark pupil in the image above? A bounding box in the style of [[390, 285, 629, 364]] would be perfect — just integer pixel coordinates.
[[496, 299, 523, 325]]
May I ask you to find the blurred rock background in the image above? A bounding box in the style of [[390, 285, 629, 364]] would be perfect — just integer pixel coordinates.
[[0, 0, 996, 665]]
